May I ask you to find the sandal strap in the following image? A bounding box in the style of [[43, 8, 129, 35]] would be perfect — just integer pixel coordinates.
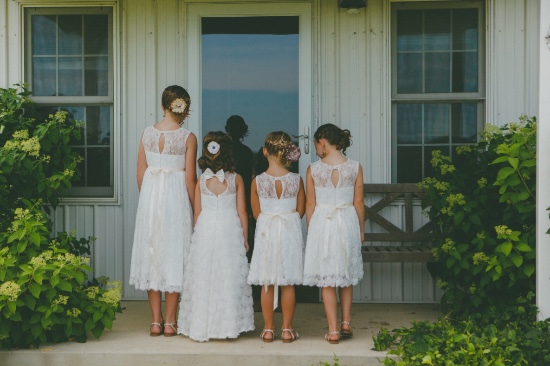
[[164, 323, 177, 332], [281, 328, 298, 340], [150, 322, 163, 329], [341, 321, 351, 326], [260, 329, 274, 339]]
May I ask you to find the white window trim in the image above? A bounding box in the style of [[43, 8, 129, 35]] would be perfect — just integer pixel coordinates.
[[21, 2, 121, 205], [390, 0, 486, 183]]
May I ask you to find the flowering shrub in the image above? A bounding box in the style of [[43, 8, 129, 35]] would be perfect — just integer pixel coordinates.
[[0, 85, 122, 348], [418, 116, 536, 317]]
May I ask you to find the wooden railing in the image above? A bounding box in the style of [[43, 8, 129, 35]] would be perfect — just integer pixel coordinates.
[[361, 183, 437, 262]]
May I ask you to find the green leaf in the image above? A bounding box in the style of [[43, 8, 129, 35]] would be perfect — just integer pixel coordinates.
[[101, 314, 113, 329], [29, 232, 41, 246], [91, 325, 104, 339], [57, 280, 72, 292], [524, 264, 535, 277], [497, 167, 515, 181], [501, 242, 513, 256], [510, 254, 523, 267], [469, 214, 481, 225], [31, 323, 42, 339], [515, 243, 532, 252], [453, 210, 465, 225], [29, 283, 41, 298], [50, 275, 59, 287], [507, 157, 519, 169]]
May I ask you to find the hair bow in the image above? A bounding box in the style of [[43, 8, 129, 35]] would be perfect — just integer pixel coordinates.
[[203, 168, 225, 183]]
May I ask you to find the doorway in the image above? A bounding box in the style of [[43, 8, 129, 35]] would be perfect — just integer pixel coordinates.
[[187, 2, 316, 303]]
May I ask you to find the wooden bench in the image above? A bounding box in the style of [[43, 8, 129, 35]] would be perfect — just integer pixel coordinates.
[[361, 183, 437, 262]]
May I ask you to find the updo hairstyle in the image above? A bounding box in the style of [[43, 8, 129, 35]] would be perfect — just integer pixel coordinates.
[[264, 131, 294, 168], [313, 123, 352, 155], [225, 115, 249, 141], [161, 85, 191, 122], [197, 131, 235, 173]]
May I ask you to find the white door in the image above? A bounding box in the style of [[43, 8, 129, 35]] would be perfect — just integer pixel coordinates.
[[186, 2, 313, 176]]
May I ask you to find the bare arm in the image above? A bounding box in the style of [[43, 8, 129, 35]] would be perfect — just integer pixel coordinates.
[[250, 177, 261, 220], [305, 166, 316, 229], [136, 139, 148, 191], [185, 133, 198, 210], [193, 182, 202, 225], [353, 164, 365, 242], [235, 174, 249, 252], [296, 176, 306, 218]]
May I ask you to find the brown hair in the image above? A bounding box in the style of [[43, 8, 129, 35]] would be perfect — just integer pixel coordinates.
[[161, 85, 191, 122], [313, 123, 352, 155], [197, 131, 235, 173], [264, 131, 294, 168]]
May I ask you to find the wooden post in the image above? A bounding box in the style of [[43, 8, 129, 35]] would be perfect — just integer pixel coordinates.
[[536, 0, 550, 321]]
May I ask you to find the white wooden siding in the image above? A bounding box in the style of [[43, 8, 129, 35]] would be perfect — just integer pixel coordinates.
[[0, 0, 541, 301]]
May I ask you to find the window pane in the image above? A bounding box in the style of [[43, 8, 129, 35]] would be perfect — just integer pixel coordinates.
[[424, 9, 450, 51], [32, 58, 56, 96], [86, 106, 111, 145], [397, 53, 422, 93], [397, 146, 422, 183], [32, 15, 56, 55], [72, 147, 85, 187], [424, 146, 449, 178], [453, 9, 478, 50], [452, 103, 478, 143], [396, 104, 422, 143], [397, 10, 423, 52], [58, 57, 83, 96], [85, 57, 108, 96], [87, 147, 110, 187], [425, 52, 450, 93], [84, 15, 109, 54], [452, 51, 478, 92], [58, 15, 82, 55], [425, 104, 449, 143]]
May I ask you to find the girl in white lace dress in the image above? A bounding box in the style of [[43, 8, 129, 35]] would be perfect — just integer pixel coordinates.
[[247, 132, 305, 343], [129, 85, 197, 336], [302, 124, 364, 344], [178, 131, 254, 342]]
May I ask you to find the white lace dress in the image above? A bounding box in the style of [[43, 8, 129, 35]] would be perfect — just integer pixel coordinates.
[[129, 126, 193, 293], [178, 171, 254, 342], [247, 173, 304, 309], [303, 159, 364, 288]]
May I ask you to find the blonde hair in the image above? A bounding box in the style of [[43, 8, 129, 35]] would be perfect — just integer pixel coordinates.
[[264, 131, 294, 168]]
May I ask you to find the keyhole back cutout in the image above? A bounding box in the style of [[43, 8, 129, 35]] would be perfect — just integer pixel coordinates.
[[331, 168, 340, 188], [158, 133, 166, 154], [275, 180, 283, 199], [205, 178, 228, 196]]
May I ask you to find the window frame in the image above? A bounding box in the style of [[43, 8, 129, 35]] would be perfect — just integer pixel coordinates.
[[390, 1, 485, 183], [24, 4, 119, 203]]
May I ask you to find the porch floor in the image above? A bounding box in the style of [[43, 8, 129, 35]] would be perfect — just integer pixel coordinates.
[[1, 301, 441, 366]]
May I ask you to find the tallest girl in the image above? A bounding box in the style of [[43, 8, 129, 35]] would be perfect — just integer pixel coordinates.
[[129, 85, 197, 337]]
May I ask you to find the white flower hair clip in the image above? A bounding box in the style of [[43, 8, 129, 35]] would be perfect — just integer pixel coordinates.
[[170, 98, 186, 114], [207, 141, 220, 155]]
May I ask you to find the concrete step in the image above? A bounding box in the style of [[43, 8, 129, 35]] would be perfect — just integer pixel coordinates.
[[0, 301, 440, 366]]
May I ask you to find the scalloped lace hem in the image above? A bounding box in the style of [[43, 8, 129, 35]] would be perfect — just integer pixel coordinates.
[[129, 278, 182, 293], [302, 276, 361, 288], [247, 279, 303, 287], [178, 325, 255, 342]]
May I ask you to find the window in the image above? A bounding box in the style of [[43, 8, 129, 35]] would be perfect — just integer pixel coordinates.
[[25, 7, 115, 198], [391, 2, 484, 183]]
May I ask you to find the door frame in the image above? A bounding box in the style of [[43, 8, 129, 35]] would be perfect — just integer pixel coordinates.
[[185, 2, 314, 175]]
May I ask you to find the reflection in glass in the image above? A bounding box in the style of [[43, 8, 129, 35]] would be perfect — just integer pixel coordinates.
[[32, 58, 56, 96], [87, 147, 110, 187], [453, 9, 478, 50], [397, 146, 422, 183], [425, 104, 449, 143], [85, 57, 109, 96], [32, 15, 56, 55], [396, 10, 422, 52], [84, 15, 109, 54], [201, 17, 299, 153], [86, 106, 111, 145], [453, 52, 478, 92], [424, 9, 450, 51], [58, 15, 82, 55], [59, 57, 83, 96], [425, 53, 450, 93], [452, 103, 477, 143], [396, 104, 422, 144], [397, 53, 422, 94]]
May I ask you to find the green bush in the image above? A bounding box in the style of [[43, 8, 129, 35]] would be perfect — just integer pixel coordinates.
[[418, 116, 536, 316], [373, 294, 550, 365], [0, 85, 122, 348]]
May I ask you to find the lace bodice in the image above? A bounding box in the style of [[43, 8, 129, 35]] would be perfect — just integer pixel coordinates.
[[310, 159, 359, 206], [142, 126, 190, 170], [256, 172, 300, 213], [200, 171, 237, 212]]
